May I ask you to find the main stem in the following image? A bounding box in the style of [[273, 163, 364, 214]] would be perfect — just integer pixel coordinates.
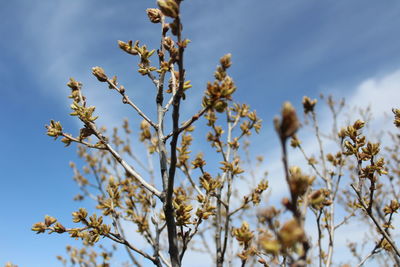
[[164, 15, 185, 267]]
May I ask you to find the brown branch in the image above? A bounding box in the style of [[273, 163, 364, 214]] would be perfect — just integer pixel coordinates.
[[163, 14, 186, 267], [164, 106, 209, 141], [351, 184, 400, 258], [61, 133, 106, 149]]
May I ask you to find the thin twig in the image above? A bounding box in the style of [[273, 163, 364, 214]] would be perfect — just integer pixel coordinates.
[[106, 232, 158, 265], [86, 121, 162, 199], [351, 184, 400, 258], [107, 79, 158, 129], [164, 106, 209, 141]]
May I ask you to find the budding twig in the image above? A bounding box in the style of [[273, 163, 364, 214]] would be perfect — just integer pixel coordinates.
[[351, 184, 400, 258]]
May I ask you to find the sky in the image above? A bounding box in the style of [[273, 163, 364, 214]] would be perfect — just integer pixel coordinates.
[[1, 0, 400, 266]]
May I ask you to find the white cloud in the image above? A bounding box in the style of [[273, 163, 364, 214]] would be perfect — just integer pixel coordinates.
[[347, 68, 400, 122]]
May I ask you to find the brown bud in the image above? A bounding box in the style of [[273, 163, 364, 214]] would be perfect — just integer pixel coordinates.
[[44, 215, 57, 227], [275, 102, 300, 140], [302, 96, 317, 114], [146, 8, 162, 23], [53, 222, 66, 233], [220, 53, 232, 69], [157, 0, 179, 18], [32, 222, 47, 233], [92, 66, 108, 82], [67, 78, 82, 91], [353, 119, 365, 130]]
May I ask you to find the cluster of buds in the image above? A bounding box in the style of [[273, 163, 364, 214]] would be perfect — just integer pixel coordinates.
[[173, 187, 193, 226], [250, 180, 269, 205], [239, 111, 262, 136], [118, 40, 140, 56], [195, 196, 216, 220], [32, 215, 62, 234], [383, 199, 399, 214], [139, 120, 158, 153], [72, 169, 89, 187], [341, 120, 366, 155], [342, 120, 388, 180], [288, 166, 314, 198], [199, 172, 221, 194], [359, 157, 387, 178], [233, 222, 254, 246], [206, 125, 224, 150], [46, 120, 63, 139], [302, 96, 317, 114], [70, 102, 98, 123], [139, 120, 151, 142], [72, 208, 88, 223], [380, 239, 394, 252], [132, 214, 150, 234], [162, 37, 184, 66], [166, 70, 192, 99], [228, 137, 240, 150], [70, 212, 111, 245], [290, 135, 301, 148], [339, 119, 365, 143], [393, 108, 400, 128], [360, 142, 380, 161], [220, 158, 244, 176], [202, 54, 236, 113], [191, 153, 206, 169], [204, 110, 217, 126], [118, 40, 156, 75], [96, 178, 122, 216], [308, 189, 331, 210], [177, 133, 192, 167], [326, 152, 345, 167], [232, 103, 250, 117], [233, 222, 257, 261], [274, 102, 300, 142], [67, 78, 83, 103]]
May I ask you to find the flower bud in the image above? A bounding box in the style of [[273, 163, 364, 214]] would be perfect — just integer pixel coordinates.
[[157, 0, 179, 18], [220, 53, 232, 69], [67, 78, 82, 91], [44, 215, 57, 227], [146, 8, 162, 23], [275, 102, 300, 140], [92, 66, 108, 82], [302, 96, 317, 114], [53, 222, 66, 233]]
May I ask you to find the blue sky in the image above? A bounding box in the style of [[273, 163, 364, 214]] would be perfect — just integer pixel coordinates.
[[1, 0, 400, 266]]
